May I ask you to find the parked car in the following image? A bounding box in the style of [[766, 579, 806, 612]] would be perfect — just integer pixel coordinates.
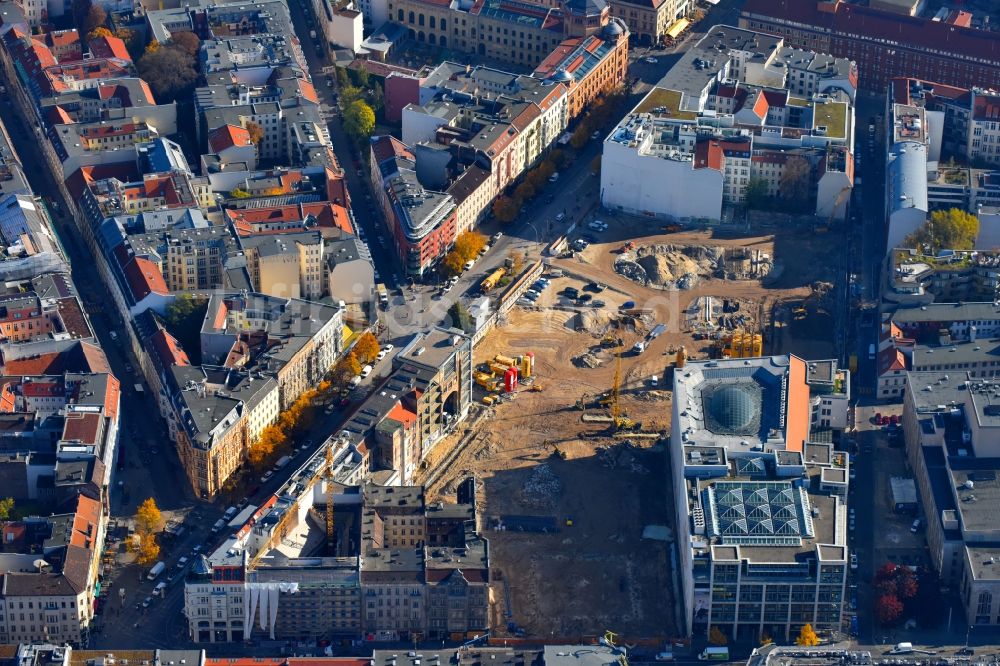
[[463, 260, 475, 271], [492, 232, 503, 242], [555, 212, 566, 222], [260, 470, 274, 483], [850, 553, 858, 569], [645, 56, 658, 64]]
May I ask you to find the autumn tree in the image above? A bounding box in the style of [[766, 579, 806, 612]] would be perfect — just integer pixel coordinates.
[[904, 208, 980, 252], [549, 148, 566, 168], [876, 593, 904, 626], [759, 632, 773, 647], [248, 424, 285, 469], [230, 187, 250, 198], [493, 195, 519, 223], [82, 4, 106, 35], [795, 624, 820, 646], [245, 120, 264, 146], [169, 30, 201, 56], [137, 534, 161, 565], [343, 100, 376, 142], [87, 26, 112, 40], [0, 497, 13, 520], [443, 231, 487, 275], [145, 40, 161, 54], [708, 626, 728, 646], [352, 331, 380, 364], [339, 85, 364, 108], [514, 181, 536, 203], [137, 43, 198, 103], [136, 497, 162, 535], [570, 124, 591, 149]]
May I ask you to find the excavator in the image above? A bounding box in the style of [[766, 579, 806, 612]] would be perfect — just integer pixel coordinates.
[[609, 348, 640, 432]]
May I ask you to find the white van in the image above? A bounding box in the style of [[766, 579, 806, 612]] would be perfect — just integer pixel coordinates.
[[360, 364, 373, 379], [650, 375, 658, 387], [349, 375, 362, 388]]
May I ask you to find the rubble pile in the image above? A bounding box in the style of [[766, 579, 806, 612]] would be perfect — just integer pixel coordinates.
[[518, 464, 563, 509]]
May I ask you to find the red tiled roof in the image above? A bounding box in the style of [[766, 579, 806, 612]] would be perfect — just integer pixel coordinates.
[[742, 0, 1000, 63], [65, 163, 139, 198], [89, 35, 131, 62], [371, 135, 414, 164], [386, 401, 417, 428], [209, 124, 253, 153], [945, 10, 972, 27], [879, 346, 907, 374], [149, 329, 191, 368], [693, 139, 722, 170], [123, 257, 168, 300], [973, 94, 1000, 122], [22, 380, 64, 398], [69, 495, 101, 548]]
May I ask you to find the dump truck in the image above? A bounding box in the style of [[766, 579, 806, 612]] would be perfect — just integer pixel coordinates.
[[480, 268, 506, 293], [376, 283, 389, 307]]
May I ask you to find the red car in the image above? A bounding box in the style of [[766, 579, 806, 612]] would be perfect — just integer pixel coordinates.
[[881, 415, 891, 426], [873, 412, 882, 424], [889, 414, 899, 425]]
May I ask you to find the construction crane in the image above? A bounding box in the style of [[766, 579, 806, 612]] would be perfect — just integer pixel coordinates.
[[325, 443, 336, 556], [609, 348, 638, 432], [601, 630, 629, 666], [817, 185, 852, 232]]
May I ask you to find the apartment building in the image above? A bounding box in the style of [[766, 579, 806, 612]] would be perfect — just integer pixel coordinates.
[[239, 231, 325, 300], [739, 0, 1000, 93], [603, 0, 683, 46], [601, 26, 856, 223], [671, 355, 851, 641], [903, 371, 1000, 625], [184, 479, 486, 643]]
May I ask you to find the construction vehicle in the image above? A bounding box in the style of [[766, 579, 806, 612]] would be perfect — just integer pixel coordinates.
[[609, 348, 640, 432], [480, 268, 506, 293], [602, 334, 624, 348], [526, 384, 543, 392], [816, 186, 852, 233], [619, 240, 635, 253]]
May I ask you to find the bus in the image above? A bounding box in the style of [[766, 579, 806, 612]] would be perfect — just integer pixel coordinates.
[[376, 283, 389, 307]]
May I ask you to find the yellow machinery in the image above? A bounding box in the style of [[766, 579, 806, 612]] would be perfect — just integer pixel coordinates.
[[610, 349, 637, 431], [520, 353, 533, 378], [480, 268, 506, 293], [488, 361, 510, 376], [493, 355, 517, 367], [722, 329, 763, 359]]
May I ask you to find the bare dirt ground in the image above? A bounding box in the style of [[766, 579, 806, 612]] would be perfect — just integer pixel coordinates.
[[415, 224, 839, 642]]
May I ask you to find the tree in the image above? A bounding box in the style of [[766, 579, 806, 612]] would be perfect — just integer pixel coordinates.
[[170, 31, 201, 56], [369, 81, 385, 113], [88, 26, 112, 40], [230, 187, 250, 198], [537, 160, 556, 181], [248, 424, 284, 469], [514, 181, 536, 203], [137, 44, 198, 103], [145, 40, 161, 54], [453, 231, 487, 263], [350, 63, 370, 88], [759, 632, 773, 647], [449, 301, 474, 333], [795, 624, 820, 646], [82, 3, 106, 35], [115, 28, 141, 60], [335, 66, 351, 88], [137, 534, 160, 565], [708, 626, 728, 646], [745, 178, 769, 209], [493, 196, 519, 223], [343, 100, 376, 142], [570, 124, 590, 150], [339, 85, 364, 108], [903, 208, 979, 252], [779, 155, 812, 211], [690, 7, 705, 21], [876, 593, 904, 626], [163, 294, 207, 364], [0, 497, 13, 521], [245, 120, 264, 146], [353, 331, 380, 364], [549, 149, 566, 168], [136, 497, 162, 535], [71, 0, 92, 32]]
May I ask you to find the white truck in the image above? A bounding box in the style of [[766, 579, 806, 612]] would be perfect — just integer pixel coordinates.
[[147, 561, 166, 580], [698, 647, 729, 661], [274, 455, 292, 470]]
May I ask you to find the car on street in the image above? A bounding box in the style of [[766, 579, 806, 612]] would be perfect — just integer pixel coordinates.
[[261, 470, 274, 483], [555, 212, 566, 222], [176, 556, 189, 569], [645, 56, 658, 64], [382, 343, 393, 352], [850, 553, 858, 569], [463, 260, 475, 271], [592, 131, 602, 140], [376, 350, 388, 361], [492, 232, 503, 242], [125, 363, 133, 373], [142, 597, 153, 608], [325, 404, 336, 414]]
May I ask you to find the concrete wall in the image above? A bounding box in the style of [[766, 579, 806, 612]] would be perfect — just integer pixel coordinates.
[[600, 140, 723, 221], [402, 105, 449, 146]]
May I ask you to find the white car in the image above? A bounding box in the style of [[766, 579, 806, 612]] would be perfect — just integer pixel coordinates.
[[360, 364, 373, 379], [261, 470, 274, 483], [850, 553, 858, 570], [555, 212, 566, 222], [492, 232, 503, 242], [376, 350, 388, 361], [463, 260, 475, 271], [645, 57, 658, 64], [382, 343, 394, 352]]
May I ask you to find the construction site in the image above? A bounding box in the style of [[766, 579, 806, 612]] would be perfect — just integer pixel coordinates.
[[414, 223, 841, 642]]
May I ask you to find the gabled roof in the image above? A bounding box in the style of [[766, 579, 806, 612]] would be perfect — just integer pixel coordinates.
[[209, 124, 253, 153], [89, 35, 131, 62], [123, 256, 168, 300]]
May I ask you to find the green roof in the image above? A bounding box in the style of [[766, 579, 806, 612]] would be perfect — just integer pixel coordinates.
[[813, 101, 847, 140], [635, 88, 697, 121]]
